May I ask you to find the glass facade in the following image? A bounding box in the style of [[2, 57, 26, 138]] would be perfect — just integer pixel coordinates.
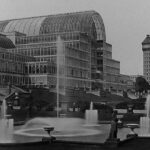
[[0, 11, 123, 91], [0, 47, 33, 86]]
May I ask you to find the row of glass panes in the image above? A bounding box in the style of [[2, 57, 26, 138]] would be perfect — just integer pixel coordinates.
[[80, 32, 91, 43], [48, 66, 56, 75], [65, 78, 90, 88], [0, 74, 27, 85], [144, 60, 150, 64], [105, 74, 119, 82], [18, 47, 57, 57], [35, 56, 56, 62], [66, 48, 90, 61], [0, 60, 25, 74], [47, 76, 90, 88], [144, 57, 150, 60], [15, 46, 90, 65], [144, 70, 150, 74], [106, 59, 120, 68], [105, 66, 120, 75], [66, 57, 89, 69], [25, 63, 48, 74], [91, 50, 97, 57], [144, 64, 150, 68], [0, 51, 30, 62], [13, 42, 87, 59], [67, 68, 89, 79], [25, 63, 88, 78], [79, 41, 90, 52], [16, 41, 88, 57], [16, 42, 56, 49], [105, 51, 112, 58], [15, 32, 80, 45], [65, 42, 91, 54], [144, 51, 150, 54], [65, 41, 80, 49], [46, 65, 89, 79], [27, 76, 47, 85]]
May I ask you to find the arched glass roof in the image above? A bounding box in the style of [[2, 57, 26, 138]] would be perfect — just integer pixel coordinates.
[[2, 17, 46, 36], [0, 11, 106, 41]]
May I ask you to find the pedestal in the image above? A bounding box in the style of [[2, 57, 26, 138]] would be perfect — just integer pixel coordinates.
[[105, 138, 120, 148]]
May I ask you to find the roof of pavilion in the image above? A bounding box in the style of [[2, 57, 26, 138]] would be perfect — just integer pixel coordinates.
[[0, 34, 15, 49], [0, 11, 106, 41]]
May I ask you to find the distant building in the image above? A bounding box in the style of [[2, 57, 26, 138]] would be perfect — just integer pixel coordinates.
[[119, 74, 134, 90], [0, 10, 127, 93], [129, 75, 144, 82], [142, 35, 150, 83]]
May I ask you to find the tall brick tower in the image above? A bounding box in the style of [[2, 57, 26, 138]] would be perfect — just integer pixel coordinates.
[[142, 35, 150, 83]]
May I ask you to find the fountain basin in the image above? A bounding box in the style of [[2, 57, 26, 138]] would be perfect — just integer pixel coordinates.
[[14, 127, 101, 137], [14, 117, 101, 138]]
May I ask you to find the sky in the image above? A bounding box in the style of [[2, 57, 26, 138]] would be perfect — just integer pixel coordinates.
[[0, 0, 149, 75]]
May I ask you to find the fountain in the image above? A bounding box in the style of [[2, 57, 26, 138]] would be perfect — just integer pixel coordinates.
[[56, 36, 66, 116], [85, 101, 98, 125], [140, 94, 150, 136], [14, 117, 101, 139], [0, 99, 14, 143], [14, 37, 101, 140]]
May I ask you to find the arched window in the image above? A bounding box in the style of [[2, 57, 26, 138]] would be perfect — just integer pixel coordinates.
[[44, 65, 47, 73], [32, 65, 35, 74], [40, 65, 43, 73], [29, 65, 32, 74], [36, 65, 39, 74]]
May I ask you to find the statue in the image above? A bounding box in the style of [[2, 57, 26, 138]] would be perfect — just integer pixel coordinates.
[[112, 110, 118, 119], [127, 104, 134, 114], [109, 117, 118, 139], [105, 111, 120, 147]]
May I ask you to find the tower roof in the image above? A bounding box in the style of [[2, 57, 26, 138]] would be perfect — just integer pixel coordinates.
[[142, 35, 150, 45]]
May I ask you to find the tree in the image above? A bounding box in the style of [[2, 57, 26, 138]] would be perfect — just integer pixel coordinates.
[[135, 76, 150, 97]]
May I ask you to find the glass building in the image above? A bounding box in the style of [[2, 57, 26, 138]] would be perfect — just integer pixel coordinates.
[[0, 11, 122, 92]]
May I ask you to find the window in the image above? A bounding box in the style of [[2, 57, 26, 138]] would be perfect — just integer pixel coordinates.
[[44, 65, 47, 73], [36, 65, 39, 74]]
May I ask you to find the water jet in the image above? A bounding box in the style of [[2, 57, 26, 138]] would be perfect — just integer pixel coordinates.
[[85, 101, 98, 126], [0, 99, 14, 143]]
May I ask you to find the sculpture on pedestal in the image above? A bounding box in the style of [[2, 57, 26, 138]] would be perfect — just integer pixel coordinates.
[[109, 117, 118, 139]]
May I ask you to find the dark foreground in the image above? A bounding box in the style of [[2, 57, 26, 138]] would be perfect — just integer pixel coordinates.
[[0, 136, 150, 150]]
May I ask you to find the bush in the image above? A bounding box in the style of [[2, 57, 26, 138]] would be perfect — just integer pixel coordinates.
[[116, 102, 128, 109], [123, 113, 143, 123], [94, 104, 113, 113], [98, 110, 112, 121]]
